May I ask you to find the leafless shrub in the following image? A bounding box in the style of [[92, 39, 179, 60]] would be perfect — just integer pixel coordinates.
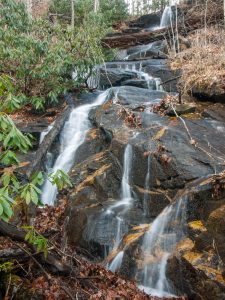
[[170, 27, 225, 96]]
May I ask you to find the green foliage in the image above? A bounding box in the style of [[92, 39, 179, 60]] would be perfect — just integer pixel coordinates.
[[0, 113, 32, 155], [99, 0, 128, 25], [0, 0, 108, 111], [148, 0, 169, 12], [50, 0, 128, 27], [0, 0, 106, 224], [23, 226, 48, 258], [0, 262, 13, 273], [0, 187, 14, 222], [49, 170, 72, 191], [20, 172, 44, 205]]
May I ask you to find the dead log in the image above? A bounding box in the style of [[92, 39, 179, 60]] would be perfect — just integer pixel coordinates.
[[0, 248, 25, 261], [0, 220, 73, 275], [102, 28, 168, 49], [26, 105, 72, 177]]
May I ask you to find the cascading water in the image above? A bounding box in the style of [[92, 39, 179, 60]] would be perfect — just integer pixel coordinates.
[[109, 251, 124, 272], [124, 43, 153, 61], [160, 6, 172, 28], [121, 144, 133, 201], [143, 154, 151, 216], [107, 144, 133, 271], [122, 63, 163, 91], [41, 90, 109, 205], [39, 124, 53, 145], [139, 196, 187, 297]]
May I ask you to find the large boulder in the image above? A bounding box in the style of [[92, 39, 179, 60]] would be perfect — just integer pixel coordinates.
[[99, 68, 137, 89], [192, 87, 225, 103], [129, 12, 161, 29], [66, 87, 225, 260]]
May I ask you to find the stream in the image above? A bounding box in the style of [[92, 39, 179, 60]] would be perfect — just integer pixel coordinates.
[[40, 5, 183, 297]]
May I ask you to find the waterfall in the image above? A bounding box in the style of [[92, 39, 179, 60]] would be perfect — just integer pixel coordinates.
[[121, 144, 133, 201], [139, 196, 187, 297], [41, 90, 109, 205], [160, 6, 172, 28], [107, 145, 133, 270], [143, 155, 151, 216]]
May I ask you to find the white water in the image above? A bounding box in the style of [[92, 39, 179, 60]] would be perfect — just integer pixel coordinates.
[[143, 155, 151, 216], [121, 144, 133, 201], [39, 124, 53, 144], [122, 63, 163, 91], [109, 251, 124, 272], [41, 91, 109, 205], [107, 145, 133, 269], [139, 196, 187, 297], [124, 43, 153, 61], [160, 6, 172, 28]]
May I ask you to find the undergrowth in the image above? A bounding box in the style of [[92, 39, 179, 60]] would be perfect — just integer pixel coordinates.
[[170, 26, 225, 97]]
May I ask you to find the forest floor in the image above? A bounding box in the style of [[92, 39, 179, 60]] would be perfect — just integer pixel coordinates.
[[0, 199, 187, 300]]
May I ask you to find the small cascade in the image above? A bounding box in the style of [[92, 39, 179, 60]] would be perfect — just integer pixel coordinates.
[[112, 62, 163, 91], [121, 144, 133, 201], [41, 90, 109, 205], [124, 43, 153, 61], [39, 124, 53, 144], [106, 145, 133, 270], [139, 196, 187, 297], [155, 78, 164, 91], [143, 155, 151, 216], [160, 6, 172, 28], [109, 251, 124, 272]]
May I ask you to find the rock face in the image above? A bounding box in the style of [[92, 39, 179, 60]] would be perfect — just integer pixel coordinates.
[[165, 179, 225, 300], [47, 16, 225, 299], [66, 82, 225, 251], [129, 12, 161, 29], [99, 59, 180, 93]]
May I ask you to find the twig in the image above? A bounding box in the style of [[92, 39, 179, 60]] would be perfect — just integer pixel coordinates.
[[61, 285, 76, 300], [12, 242, 51, 281], [5, 273, 12, 298], [159, 75, 182, 86]]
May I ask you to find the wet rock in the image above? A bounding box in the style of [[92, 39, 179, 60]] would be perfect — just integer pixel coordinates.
[[166, 103, 196, 116], [66, 87, 225, 270], [99, 68, 137, 89], [111, 86, 167, 107], [121, 79, 149, 89], [206, 205, 225, 263], [127, 48, 167, 60], [143, 62, 181, 92], [74, 128, 109, 166], [129, 12, 161, 29], [167, 255, 225, 300], [202, 103, 225, 122], [127, 41, 168, 56], [192, 86, 225, 103]]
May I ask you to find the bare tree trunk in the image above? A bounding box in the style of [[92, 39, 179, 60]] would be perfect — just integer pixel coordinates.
[[71, 0, 75, 29], [26, 0, 33, 17], [94, 0, 99, 12]]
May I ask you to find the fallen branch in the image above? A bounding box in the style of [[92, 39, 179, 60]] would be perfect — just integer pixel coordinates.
[[159, 75, 182, 86], [0, 220, 72, 275]]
